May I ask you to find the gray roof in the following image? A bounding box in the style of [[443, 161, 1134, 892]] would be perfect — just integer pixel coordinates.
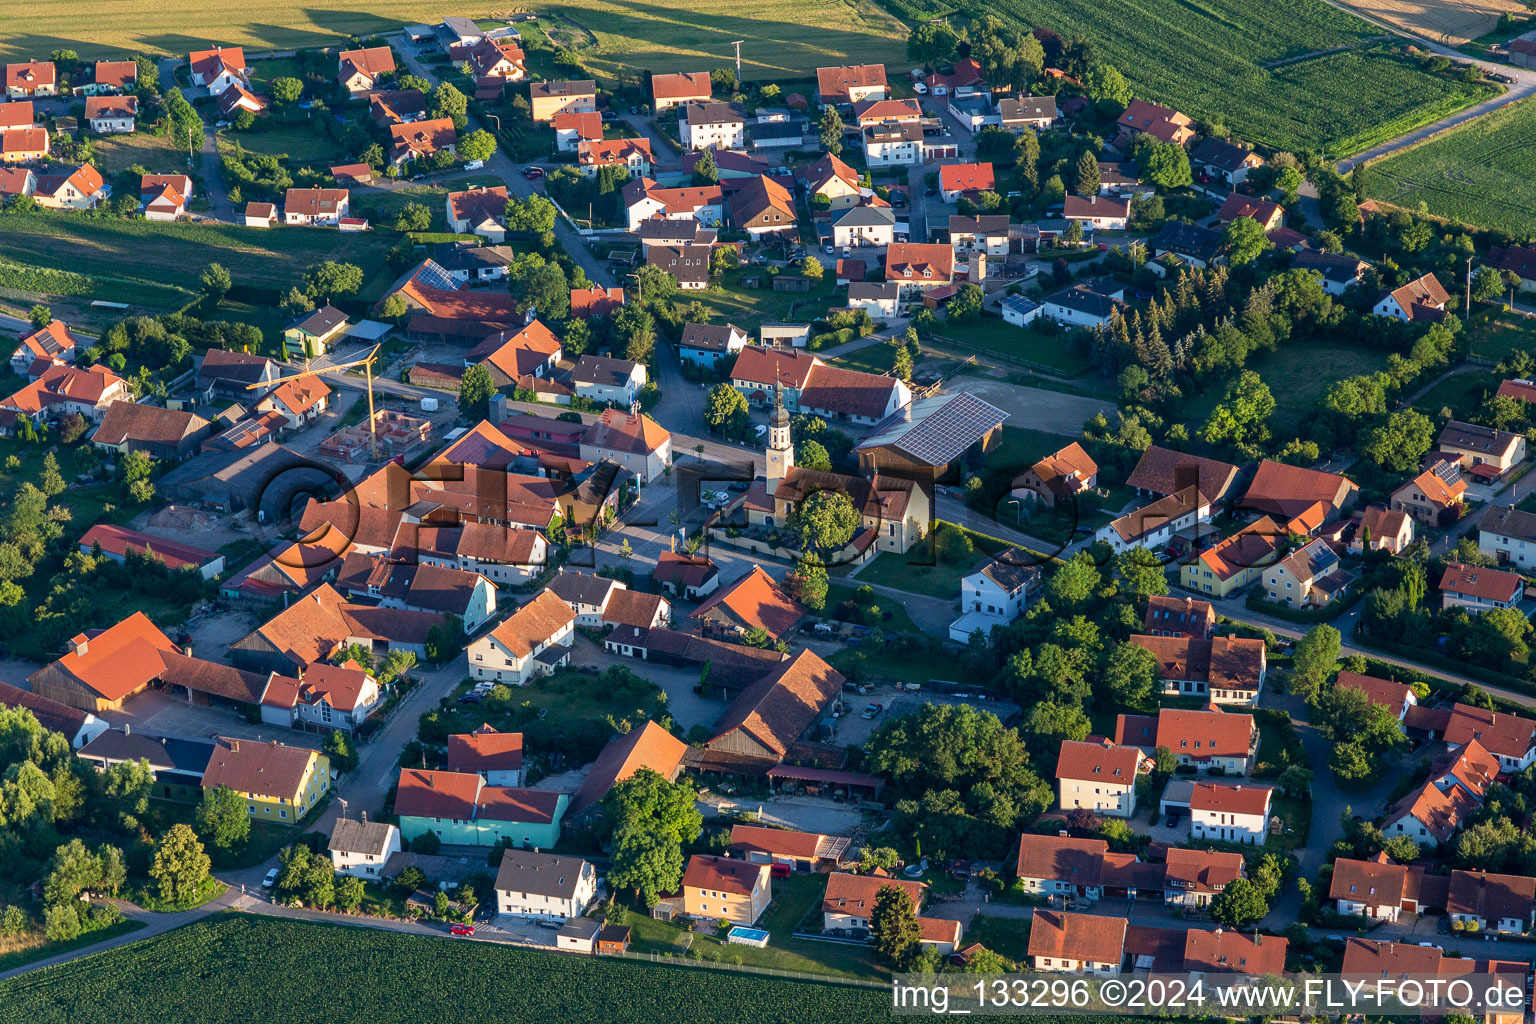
[[78, 729, 214, 775], [1190, 137, 1258, 173], [558, 916, 601, 939], [857, 390, 1008, 465], [329, 817, 397, 857], [1294, 251, 1367, 285], [1481, 504, 1536, 543], [999, 95, 1058, 121], [431, 243, 514, 272], [494, 848, 592, 899], [679, 322, 746, 352], [1152, 222, 1225, 263], [847, 281, 899, 301], [572, 354, 641, 387], [289, 303, 348, 337], [834, 204, 895, 228], [1046, 285, 1122, 318], [547, 570, 622, 607], [685, 101, 745, 125]]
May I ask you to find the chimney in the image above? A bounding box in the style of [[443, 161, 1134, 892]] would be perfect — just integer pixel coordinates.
[[68, 635, 88, 656], [122, 723, 130, 736], [230, 740, 239, 752], [182, 644, 192, 659], [973, 251, 987, 282]]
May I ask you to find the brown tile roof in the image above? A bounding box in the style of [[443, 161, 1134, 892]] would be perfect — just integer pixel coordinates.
[[447, 725, 525, 776], [84, 95, 137, 120], [78, 524, 216, 570], [730, 346, 820, 389], [1190, 782, 1272, 816], [1194, 516, 1286, 581], [1014, 834, 1108, 885], [93, 60, 137, 88], [26, 611, 179, 702], [652, 71, 712, 101], [0, 680, 93, 740], [1442, 703, 1536, 762], [582, 409, 670, 456], [1117, 707, 1254, 760], [476, 785, 563, 824], [1217, 194, 1282, 224], [339, 46, 396, 76], [1335, 671, 1415, 715], [390, 117, 457, 158], [487, 590, 574, 658], [822, 871, 925, 916], [1029, 910, 1126, 964], [1145, 595, 1214, 635], [601, 589, 667, 629], [568, 721, 688, 815], [395, 767, 481, 818], [159, 651, 267, 704], [1106, 485, 1207, 543], [708, 649, 844, 759], [1125, 446, 1239, 501], [1243, 459, 1357, 519], [1359, 505, 1411, 544], [1384, 780, 1477, 843], [1387, 272, 1450, 320], [885, 242, 954, 283], [1063, 194, 1129, 219], [1439, 561, 1522, 603], [655, 551, 717, 590], [1341, 937, 1445, 978], [1130, 635, 1265, 692], [447, 185, 508, 225], [816, 64, 887, 102], [1183, 927, 1285, 974], [202, 737, 317, 801], [569, 285, 623, 318], [798, 365, 904, 420], [1026, 442, 1098, 500], [1329, 855, 1410, 908], [1163, 848, 1243, 895], [683, 853, 767, 896], [1439, 419, 1521, 460], [690, 565, 805, 638], [1446, 869, 1536, 924], [578, 137, 654, 169], [729, 824, 826, 861], [92, 402, 208, 447], [1055, 739, 1140, 784]]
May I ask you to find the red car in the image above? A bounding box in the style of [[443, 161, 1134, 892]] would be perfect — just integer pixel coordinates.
[[523, 166, 544, 180], [770, 863, 791, 879], [449, 923, 475, 937]]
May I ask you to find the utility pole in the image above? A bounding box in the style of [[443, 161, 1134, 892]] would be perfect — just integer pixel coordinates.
[[732, 40, 743, 81], [1466, 254, 1474, 315]]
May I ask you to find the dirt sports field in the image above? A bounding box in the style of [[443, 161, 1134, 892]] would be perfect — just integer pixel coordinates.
[[0, 0, 908, 78], [1327, 0, 1522, 45]]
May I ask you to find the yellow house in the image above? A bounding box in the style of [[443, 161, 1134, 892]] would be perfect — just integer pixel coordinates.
[[201, 737, 330, 825], [1178, 516, 1284, 598], [681, 854, 771, 924]]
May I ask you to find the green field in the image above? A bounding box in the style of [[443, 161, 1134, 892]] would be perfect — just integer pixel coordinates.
[[91, 132, 192, 176], [0, 212, 395, 314], [887, 0, 1494, 154], [1363, 97, 1536, 235], [352, 174, 509, 231], [932, 317, 1094, 378], [683, 272, 838, 334], [0, 914, 896, 1023], [224, 124, 350, 165], [0, 0, 907, 80], [1186, 338, 1391, 438], [1464, 307, 1536, 361]]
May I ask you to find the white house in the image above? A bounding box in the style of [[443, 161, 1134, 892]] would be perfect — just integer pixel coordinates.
[[1438, 561, 1524, 614], [406, 523, 549, 586], [84, 95, 136, 133], [1373, 273, 1449, 323], [446, 724, 525, 787], [1029, 910, 1126, 976], [678, 322, 750, 367], [1042, 285, 1124, 328], [1479, 505, 1536, 567], [328, 818, 402, 878], [1096, 486, 1210, 554], [948, 559, 1040, 643], [259, 661, 383, 734], [1189, 783, 1272, 845], [571, 355, 647, 406], [1000, 295, 1041, 327], [546, 571, 625, 627], [680, 102, 745, 151], [1056, 739, 1140, 818], [846, 282, 900, 320], [1063, 194, 1129, 230], [831, 205, 895, 248], [494, 848, 597, 921], [466, 591, 576, 685]]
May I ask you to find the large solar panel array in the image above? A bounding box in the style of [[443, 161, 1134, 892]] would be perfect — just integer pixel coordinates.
[[411, 258, 459, 293], [888, 392, 1008, 466]]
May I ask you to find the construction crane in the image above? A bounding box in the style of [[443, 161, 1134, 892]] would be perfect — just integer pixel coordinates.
[[249, 345, 382, 459]]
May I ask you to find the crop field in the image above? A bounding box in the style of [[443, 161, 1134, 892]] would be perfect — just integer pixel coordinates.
[[0, 914, 896, 1024], [0, 213, 394, 315], [0, 0, 907, 80], [1362, 97, 1536, 236], [1329, 0, 1523, 46], [886, 0, 1495, 154]]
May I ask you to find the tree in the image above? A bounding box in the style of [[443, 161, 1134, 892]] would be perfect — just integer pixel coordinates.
[[1382, 835, 1420, 864], [303, 261, 364, 301], [859, 846, 900, 872], [1075, 150, 1100, 198], [1084, 64, 1133, 107], [800, 256, 823, 281], [819, 107, 845, 156], [1209, 877, 1269, 927], [200, 263, 231, 301], [324, 729, 358, 772], [691, 148, 718, 185], [1112, 547, 1168, 601], [1024, 700, 1092, 749], [335, 874, 365, 912], [947, 284, 983, 322], [798, 439, 831, 472], [270, 77, 304, 104], [607, 824, 683, 907], [791, 489, 861, 554], [1223, 215, 1272, 265], [194, 785, 249, 853], [458, 364, 496, 420], [787, 554, 829, 612], [39, 452, 65, 497], [870, 884, 923, 968], [703, 382, 750, 438], [28, 305, 51, 330], [614, 304, 656, 363], [513, 262, 570, 320], [893, 347, 913, 381], [1104, 641, 1159, 707], [604, 768, 702, 846], [149, 824, 211, 907], [1363, 409, 1433, 471], [412, 831, 442, 854], [459, 129, 496, 162], [431, 82, 469, 130], [1201, 370, 1275, 451], [134, 55, 160, 93], [393, 202, 431, 232], [907, 22, 958, 63], [1047, 552, 1101, 607], [1291, 624, 1341, 704]]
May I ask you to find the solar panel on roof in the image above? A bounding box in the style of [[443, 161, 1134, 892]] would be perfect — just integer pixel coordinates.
[[412, 259, 459, 293], [1431, 460, 1461, 485], [890, 392, 1008, 466]]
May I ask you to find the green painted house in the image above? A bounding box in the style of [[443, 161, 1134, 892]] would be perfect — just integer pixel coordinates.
[[283, 304, 351, 359], [395, 768, 567, 849]]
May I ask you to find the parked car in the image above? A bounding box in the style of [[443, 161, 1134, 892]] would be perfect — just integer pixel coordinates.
[[861, 702, 882, 719], [262, 868, 279, 888], [458, 692, 482, 704], [524, 166, 544, 179], [450, 923, 475, 936], [770, 863, 791, 879], [464, 159, 485, 170]]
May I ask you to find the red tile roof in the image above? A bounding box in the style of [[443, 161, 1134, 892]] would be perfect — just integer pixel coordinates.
[[1115, 707, 1254, 760], [1439, 561, 1522, 603], [683, 853, 767, 896], [690, 565, 805, 638], [6, 61, 56, 90], [395, 767, 481, 819], [822, 871, 925, 916], [26, 611, 179, 702], [653, 71, 713, 101], [938, 162, 994, 193], [1190, 782, 1272, 816], [1243, 459, 1357, 519], [568, 721, 688, 815], [1163, 848, 1243, 894], [487, 590, 574, 658], [1029, 910, 1126, 964], [1014, 834, 1108, 885], [79, 524, 216, 570], [816, 64, 887, 102], [1442, 703, 1536, 762], [885, 242, 955, 283], [729, 824, 826, 861], [202, 737, 317, 800], [730, 346, 820, 389], [1055, 739, 1140, 783], [1183, 927, 1285, 974], [1336, 671, 1415, 715]]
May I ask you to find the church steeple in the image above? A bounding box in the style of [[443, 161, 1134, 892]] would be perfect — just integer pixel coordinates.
[[765, 378, 794, 495]]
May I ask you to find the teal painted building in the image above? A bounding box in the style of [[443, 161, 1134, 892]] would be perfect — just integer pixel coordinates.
[[395, 768, 568, 849]]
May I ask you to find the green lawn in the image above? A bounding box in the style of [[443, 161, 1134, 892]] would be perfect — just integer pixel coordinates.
[[1412, 369, 1499, 419], [1363, 96, 1536, 236], [1464, 307, 1536, 363], [963, 914, 1031, 962], [246, 56, 310, 91], [931, 316, 1094, 378], [0, 212, 394, 316], [0, 920, 144, 975], [682, 272, 839, 334], [851, 521, 1037, 600], [824, 342, 896, 374], [0, 913, 896, 1023], [824, 584, 919, 634], [225, 122, 351, 165], [1188, 339, 1392, 438], [621, 872, 884, 980], [92, 132, 192, 175], [352, 175, 509, 231]]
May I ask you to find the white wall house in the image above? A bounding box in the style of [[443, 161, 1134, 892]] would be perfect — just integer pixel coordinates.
[[494, 850, 598, 921], [948, 561, 1039, 643], [328, 819, 402, 878], [1189, 784, 1271, 846], [1056, 740, 1140, 818], [466, 592, 575, 685], [1096, 488, 1210, 555]]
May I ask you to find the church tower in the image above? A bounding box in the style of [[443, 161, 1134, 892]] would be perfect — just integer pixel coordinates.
[[764, 379, 794, 495]]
